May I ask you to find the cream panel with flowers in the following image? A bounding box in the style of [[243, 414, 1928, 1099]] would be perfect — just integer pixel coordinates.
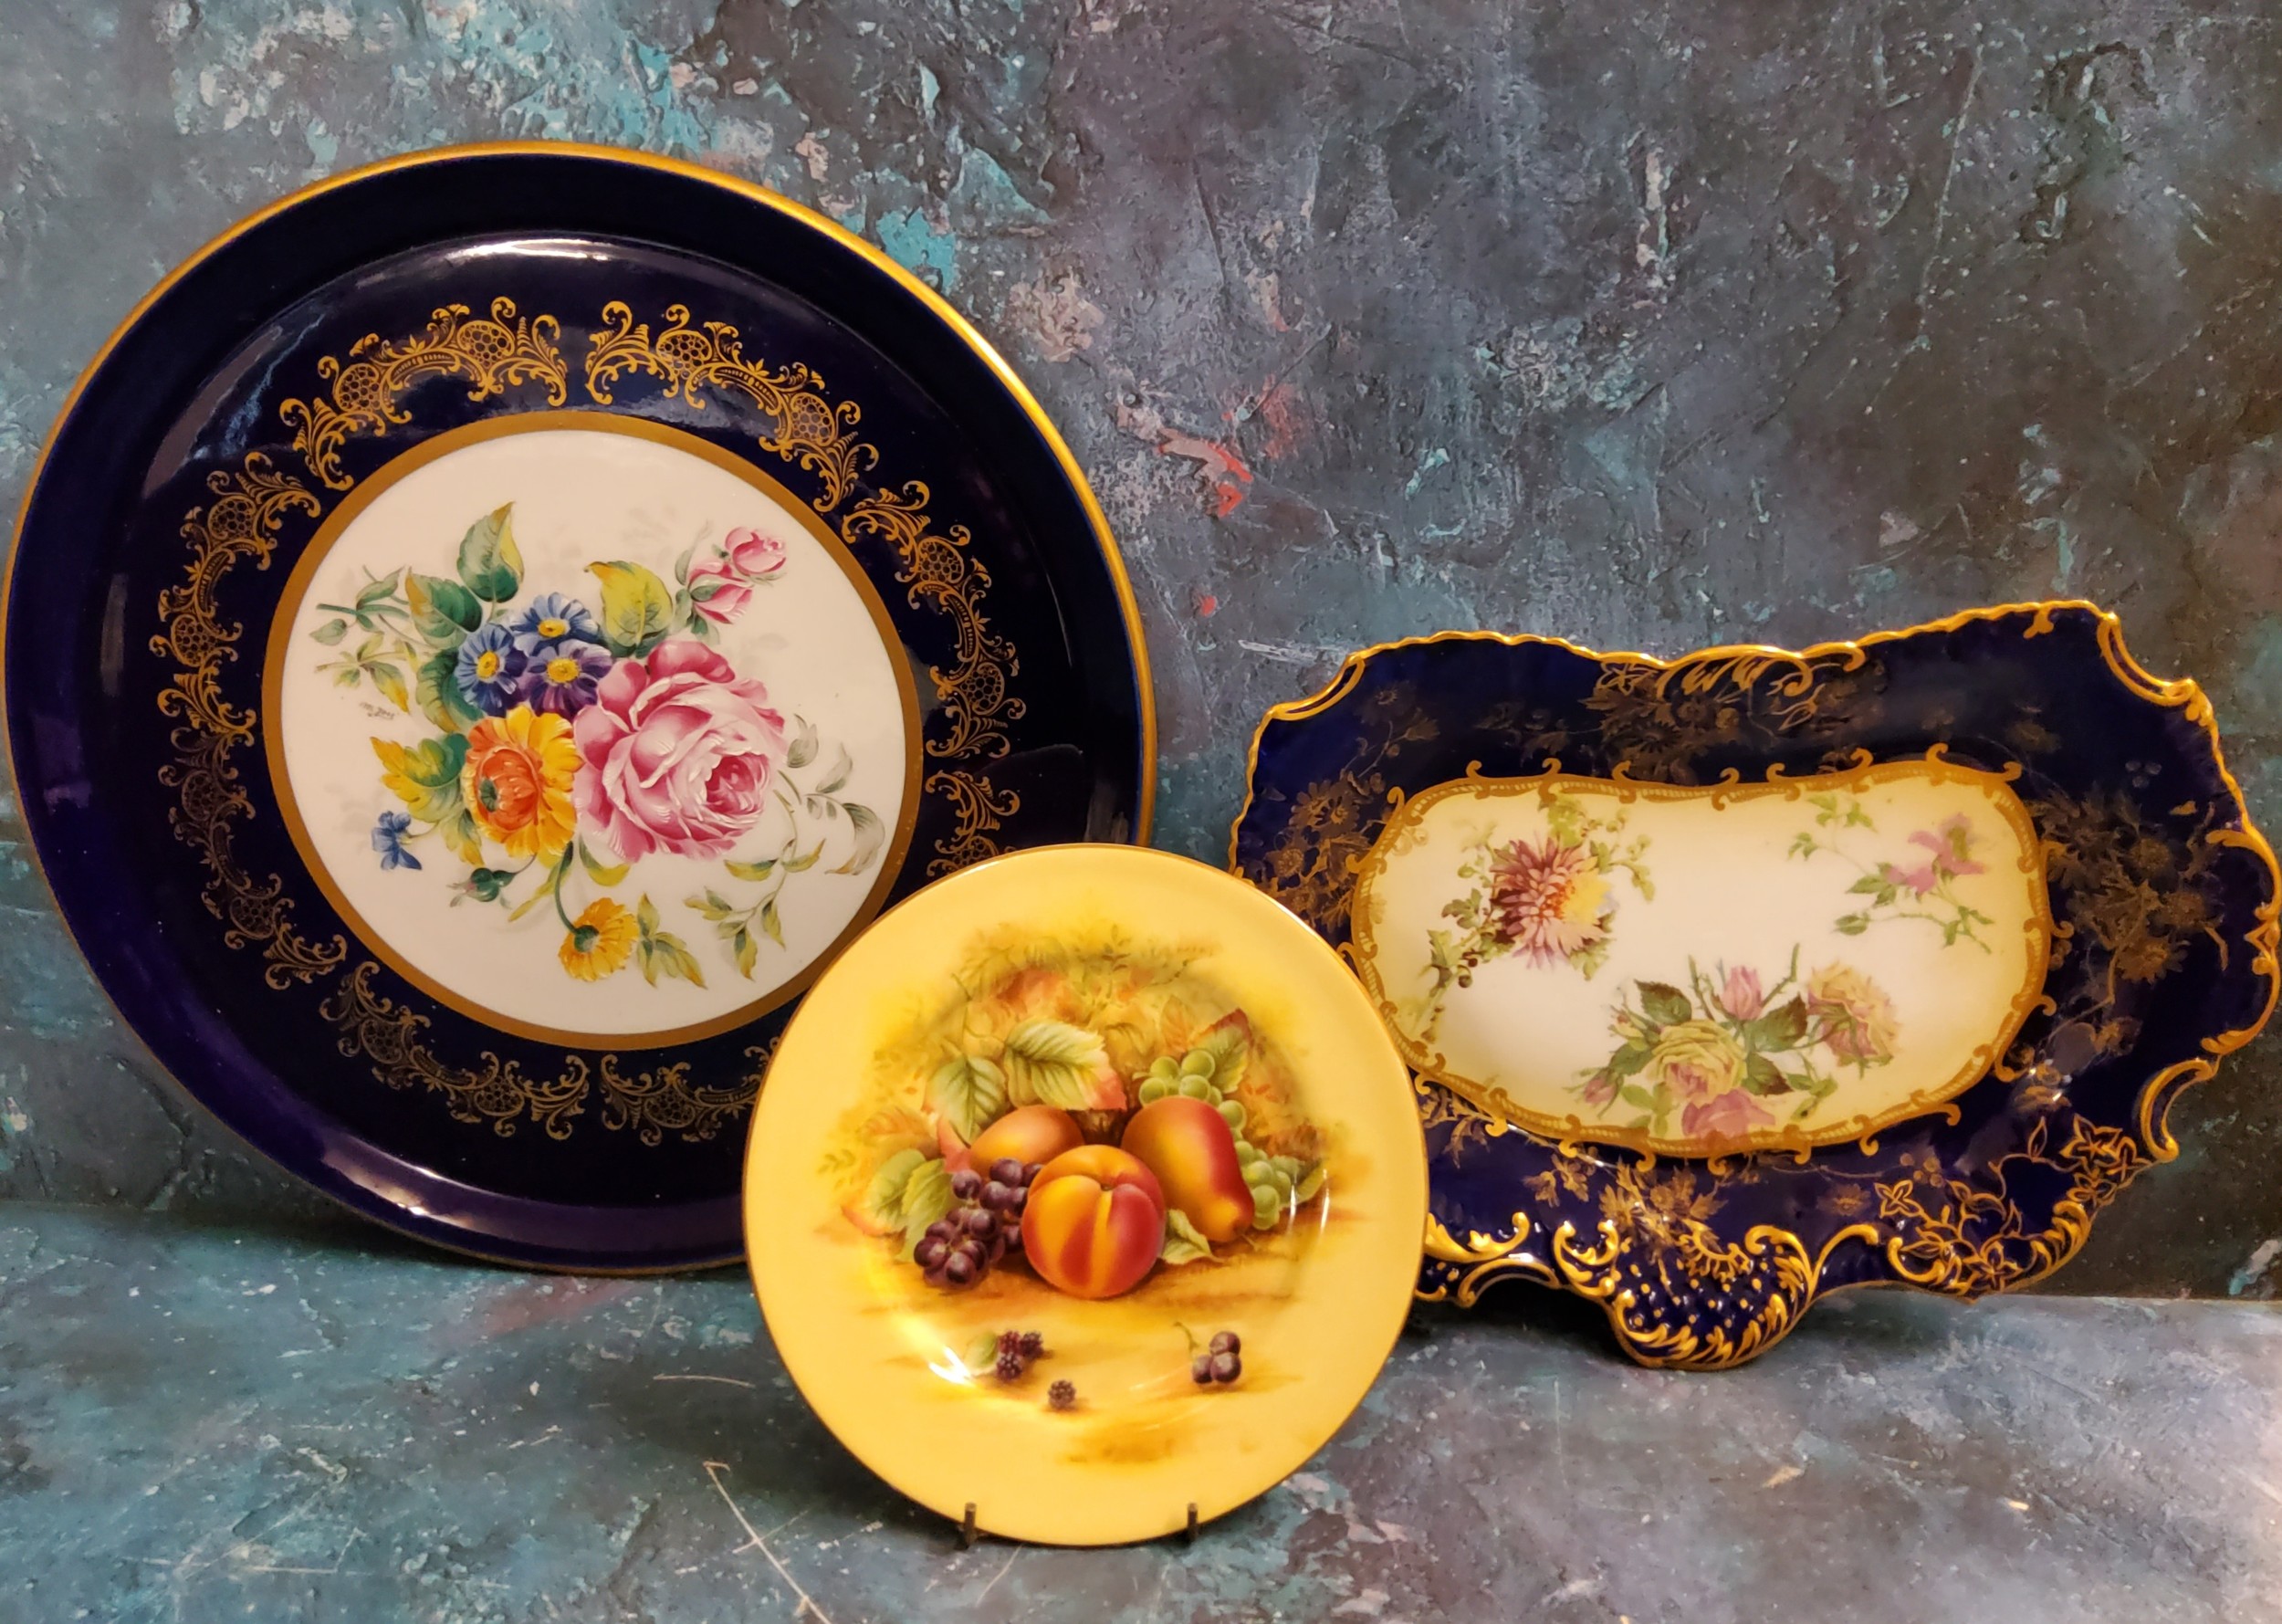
[[1349, 760, 2053, 1156], [268, 424, 914, 1045]]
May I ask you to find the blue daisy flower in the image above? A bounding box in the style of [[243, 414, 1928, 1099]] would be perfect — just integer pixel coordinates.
[[509, 592, 602, 655], [518, 639, 615, 718], [455, 622, 528, 715], [372, 810, 421, 871]]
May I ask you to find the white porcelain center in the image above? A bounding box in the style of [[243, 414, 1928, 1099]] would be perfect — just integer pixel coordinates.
[[267, 418, 916, 1046], [1350, 760, 2053, 1155]]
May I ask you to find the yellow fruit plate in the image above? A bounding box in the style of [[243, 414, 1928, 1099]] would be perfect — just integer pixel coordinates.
[[744, 845, 1428, 1545]]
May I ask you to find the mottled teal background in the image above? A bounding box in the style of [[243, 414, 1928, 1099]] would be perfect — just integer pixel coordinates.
[[3, 0, 2280, 1296]]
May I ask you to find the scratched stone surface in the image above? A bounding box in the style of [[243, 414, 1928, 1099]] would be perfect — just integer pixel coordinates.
[[0, 1206, 2276, 1622], [3, 1, 2282, 1300]]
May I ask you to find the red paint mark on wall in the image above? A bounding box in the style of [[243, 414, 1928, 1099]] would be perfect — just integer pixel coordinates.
[[1157, 430, 1253, 516], [1257, 382, 1306, 460], [1194, 592, 1220, 617]]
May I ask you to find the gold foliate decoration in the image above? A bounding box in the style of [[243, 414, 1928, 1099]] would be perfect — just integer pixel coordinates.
[[583, 302, 874, 511], [1567, 646, 1878, 782], [154, 298, 598, 1140], [1551, 1216, 1857, 1371], [1237, 605, 2278, 1367], [579, 300, 1027, 866], [156, 287, 1038, 1140], [841, 482, 1026, 762], [924, 770, 1021, 877], [279, 299, 570, 490], [2032, 788, 2221, 997], [1875, 1114, 2145, 1296], [1245, 686, 1438, 935], [321, 964, 589, 1138], [152, 456, 348, 990], [1416, 1077, 1511, 1163], [597, 1043, 776, 1147], [1539, 1160, 1879, 1370]]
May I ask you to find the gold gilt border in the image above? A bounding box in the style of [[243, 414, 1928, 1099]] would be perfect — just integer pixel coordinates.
[[258, 410, 926, 1050], [3, 146, 1153, 1271], [146, 288, 1056, 1146], [1234, 602, 2280, 1368]]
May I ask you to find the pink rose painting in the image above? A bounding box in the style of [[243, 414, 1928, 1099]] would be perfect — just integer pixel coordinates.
[[1578, 955, 1900, 1149], [725, 527, 788, 577], [324, 510, 884, 990], [686, 560, 755, 626], [574, 640, 789, 861], [686, 529, 791, 627]]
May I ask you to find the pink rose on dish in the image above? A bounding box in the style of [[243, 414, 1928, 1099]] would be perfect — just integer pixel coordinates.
[[571, 640, 788, 861], [686, 559, 755, 626], [1680, 1088, 1773, 1144], [725, 527, 788, 578], [1717, 965, 1765, 1022]]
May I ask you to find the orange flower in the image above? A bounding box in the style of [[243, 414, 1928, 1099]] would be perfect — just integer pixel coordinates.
[[461, 704, 578, 861], [560, 898, 637, 980]]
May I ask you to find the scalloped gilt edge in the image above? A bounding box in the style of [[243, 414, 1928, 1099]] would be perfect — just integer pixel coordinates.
[[1236, 601, 2280, 1369]]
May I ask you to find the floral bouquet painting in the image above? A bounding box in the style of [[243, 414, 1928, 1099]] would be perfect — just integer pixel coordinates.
[[311, 504, 885, 990], [1577, 952, 1900, 1141]]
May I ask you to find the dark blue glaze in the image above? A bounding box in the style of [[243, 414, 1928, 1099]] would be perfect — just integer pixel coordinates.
[[1233, 607, 2277, 1365], [5, 149, 1148, 1272]]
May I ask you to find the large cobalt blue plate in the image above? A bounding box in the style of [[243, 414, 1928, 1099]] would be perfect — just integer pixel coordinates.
[[1231, 605, 2276, 1367], [5, 144, 1153, 1271]]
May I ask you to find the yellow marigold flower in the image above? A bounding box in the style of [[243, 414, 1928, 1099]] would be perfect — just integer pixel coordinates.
[[560, 897, 637, 980]]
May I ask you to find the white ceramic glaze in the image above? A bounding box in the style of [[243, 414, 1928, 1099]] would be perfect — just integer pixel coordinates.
[[267, 418, 916, 1046], [1351, 760, 2053, 1155]]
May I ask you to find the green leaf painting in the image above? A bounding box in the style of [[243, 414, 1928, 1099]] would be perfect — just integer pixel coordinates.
[[456, 505, 524, 602], [587, 559, 675, 656]]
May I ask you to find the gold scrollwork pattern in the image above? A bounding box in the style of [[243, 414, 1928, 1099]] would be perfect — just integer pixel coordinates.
[[840, 483, 1026, 763], [583, 301, 874, 511], [322, 963, 590, 1137], [1550, 1214, 1861, 1371], [580, 301, 1027, 863], [154, 289, 1039, 1141], [279, 298, 570, 490], [596, 1042, 776, 1147], [152, 456, 348, 990], [1418, 1210, 1554, 1306], [924, 770, 1021, 877], [1237, 603, 2280, 1367], [1575, 648, 1876, 782]]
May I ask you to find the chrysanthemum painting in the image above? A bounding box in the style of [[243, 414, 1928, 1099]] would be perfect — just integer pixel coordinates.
[[1484, 834, 1613, 966], [1407, 791, 1653, 1041], [1350, 763, 2049, 1157]]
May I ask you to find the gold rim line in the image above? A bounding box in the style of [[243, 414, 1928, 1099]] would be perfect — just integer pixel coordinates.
[[1231, 599, 2279, 1366], [1349, 758, 2057, 1159], [5, 136, 1154, 843], [1222, 597, 2281, 1164], [258, 409, 926, 1050], [0, 141, 1149, 1270], [738, 841, 1430, 1540]]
